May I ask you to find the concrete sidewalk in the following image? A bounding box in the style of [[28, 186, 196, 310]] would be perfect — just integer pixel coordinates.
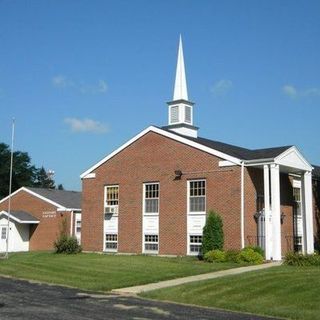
[[113, 261, 282, 295]]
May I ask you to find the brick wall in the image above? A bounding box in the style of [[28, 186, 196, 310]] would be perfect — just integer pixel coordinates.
[[0, 190, 71, 251], [82, 131, 243, 255]]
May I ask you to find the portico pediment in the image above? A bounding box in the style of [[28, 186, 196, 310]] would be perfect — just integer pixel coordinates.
[[275, 146, 312, 172]]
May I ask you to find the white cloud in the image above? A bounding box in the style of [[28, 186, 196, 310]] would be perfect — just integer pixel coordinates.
[[282, 85, 297, 99], [64, 118, 109, 134], [210, 80, 233, 96], [52, 75, 107, 94], [283, 84, 320, 99]]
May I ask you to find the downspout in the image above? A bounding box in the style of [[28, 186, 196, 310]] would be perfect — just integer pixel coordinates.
[[241, 161, 245, 249]]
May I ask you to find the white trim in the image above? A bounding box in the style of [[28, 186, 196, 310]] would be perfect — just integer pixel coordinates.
[[219, 160, 237, 167], [142, 182, 160, 254], [83, 173, 96, 179], [0, 210, 39, 224], [270, 164, 282, 261], [57, 208, 81, 212], [240, 162, 245, 249], [80, 126, 242, 178], [263, 165, 272, 260], [274, 146, 312, 171]]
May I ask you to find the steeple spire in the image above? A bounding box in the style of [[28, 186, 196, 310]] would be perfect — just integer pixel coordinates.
[[173, 35, 188, 101], [165, 36, 199, 138]]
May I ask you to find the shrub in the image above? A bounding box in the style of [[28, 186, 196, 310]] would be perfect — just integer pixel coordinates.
[[284, 252, 320, 266], [204, 249, 226, 263], [236, 247, 264, 264], [54, 235, 82, 254], [201, 211, 224, 255], [54, 217, 82, 254], [246, 245, 264, 257], [225, 249, 240, 263]]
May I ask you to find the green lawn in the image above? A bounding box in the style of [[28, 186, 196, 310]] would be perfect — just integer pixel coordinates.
[[142, 265, 320, 320], [0, 252, 238, 292]]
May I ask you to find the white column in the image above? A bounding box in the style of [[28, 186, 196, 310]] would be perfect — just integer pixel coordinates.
[[302, 171, 314, 254], [270, 164, 282, 260], [263, 165, 272, 260]]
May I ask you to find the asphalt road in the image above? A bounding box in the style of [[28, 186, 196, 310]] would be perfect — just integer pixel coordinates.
[[0, 277, 278, 320]]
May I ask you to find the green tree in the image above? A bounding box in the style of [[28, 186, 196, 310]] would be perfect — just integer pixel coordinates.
[[201, 210, 224, 255], [34, 166, 55, 189], [0, 143, 37, 199]]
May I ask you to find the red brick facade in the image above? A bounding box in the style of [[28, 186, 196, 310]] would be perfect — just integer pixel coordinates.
[[82, 130, 311, 255], [81, 130, 320, 256], [0, 190, 72, 251]]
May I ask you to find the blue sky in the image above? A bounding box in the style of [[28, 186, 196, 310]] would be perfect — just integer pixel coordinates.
[[1, 0, 319, 191]]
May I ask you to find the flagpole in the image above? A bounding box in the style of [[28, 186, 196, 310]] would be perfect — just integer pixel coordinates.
[[5, 118, 15, 259]]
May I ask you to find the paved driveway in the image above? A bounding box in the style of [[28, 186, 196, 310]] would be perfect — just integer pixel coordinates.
[[0, 277, 278, 320]]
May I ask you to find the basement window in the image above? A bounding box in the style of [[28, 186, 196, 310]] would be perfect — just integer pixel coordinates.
[[189, 235, 202, 254], [105, 234, 118, 251], [144, 234, 158, 253]]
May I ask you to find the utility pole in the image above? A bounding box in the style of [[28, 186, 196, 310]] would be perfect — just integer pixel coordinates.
[[5, 118, 15, 259]]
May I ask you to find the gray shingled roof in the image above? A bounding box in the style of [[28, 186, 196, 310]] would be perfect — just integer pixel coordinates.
[[27, 188, 81, 209], [0, 210, 39, 223], [161, 127, 292, 160], [11, 211, 39, 223]]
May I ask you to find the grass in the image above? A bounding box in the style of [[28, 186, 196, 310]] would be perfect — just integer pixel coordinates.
[[141, 265, 320, 320], [0, 252, 238, 292]]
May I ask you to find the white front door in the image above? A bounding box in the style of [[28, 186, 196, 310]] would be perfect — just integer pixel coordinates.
[[0, 226, 7, 252]]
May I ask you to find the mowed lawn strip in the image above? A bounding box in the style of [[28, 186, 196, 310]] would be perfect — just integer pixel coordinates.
[[0, 252, 239, 292], [141, 265, 320, 320]]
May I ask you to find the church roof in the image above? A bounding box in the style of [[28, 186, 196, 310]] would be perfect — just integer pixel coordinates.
[[26, 188, 81, 209], [161, 127, 292, 160]]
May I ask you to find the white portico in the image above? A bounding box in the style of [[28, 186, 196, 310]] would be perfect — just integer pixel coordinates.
[[245, 146, 314, 260]]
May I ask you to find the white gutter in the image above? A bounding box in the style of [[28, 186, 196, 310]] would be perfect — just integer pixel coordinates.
[[240, 161, 245, 249]]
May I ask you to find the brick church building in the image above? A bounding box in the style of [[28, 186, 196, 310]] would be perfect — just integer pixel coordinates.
[[80, 37, 319, 260]]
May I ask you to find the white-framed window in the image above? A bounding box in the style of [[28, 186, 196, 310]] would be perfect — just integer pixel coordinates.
[[188, 180, 206, 213], [189, 235, 202, 254], [185, 105, 191, 123], [170, 105, 179, 123], [104, 185, 119, 215], [1, 227, 6, 240], [105, 234, 118, 251], [144, 183, 159, 214], [76, 220, 81, 234], [144, 234, 159, 253]]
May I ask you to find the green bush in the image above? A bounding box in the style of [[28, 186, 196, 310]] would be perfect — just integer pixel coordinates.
[[54, 235, 82, 254], [284, 252, 320, 266], [204, 249, 226, 263], [225, 249, 240, 263], [236, 247, 264, 264], [246, 245, 264, 257], [201, 210, 224, 255]]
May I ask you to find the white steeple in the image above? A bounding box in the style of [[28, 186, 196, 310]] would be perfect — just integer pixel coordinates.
[[166, 36, 198, 138], [173, 35, 188, 101]]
